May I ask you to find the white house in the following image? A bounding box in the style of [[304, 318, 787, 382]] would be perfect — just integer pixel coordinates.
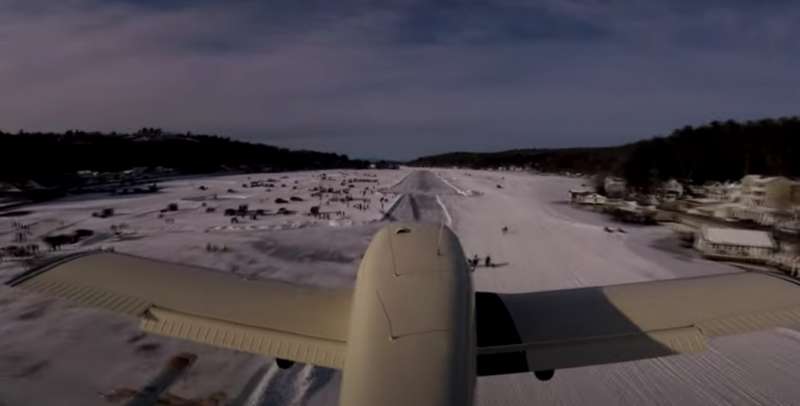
[[740, 175, 800, 210], [729, 205, 781, 226], [690, 202, 738, 221], [694, 226, 777, 260], [569, 189, 607, 205], [701, 181, 741, 202]]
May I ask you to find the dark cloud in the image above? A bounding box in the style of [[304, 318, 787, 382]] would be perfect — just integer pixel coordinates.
[[1, 0, 798, 159]]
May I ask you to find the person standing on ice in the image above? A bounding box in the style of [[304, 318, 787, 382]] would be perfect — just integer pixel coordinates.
[[485, 255, 492, 267]]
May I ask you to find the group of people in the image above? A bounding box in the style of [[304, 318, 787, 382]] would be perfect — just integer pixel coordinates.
[[468, 227, 510, 269], [468, 254, 492, 269]]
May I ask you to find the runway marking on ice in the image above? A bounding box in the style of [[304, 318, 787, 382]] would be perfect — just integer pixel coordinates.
[[240, 364, 280, 406], [434, 172, 469, 196], [380, 193, 406, 221], [386, 171, 413, 189], [208, 224, 279, 232], [436, 194, 453, 227], [207, 222, 316, 232]]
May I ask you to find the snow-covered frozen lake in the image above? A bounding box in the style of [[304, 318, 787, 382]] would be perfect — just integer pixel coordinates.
[[2, 168, 799, 405]]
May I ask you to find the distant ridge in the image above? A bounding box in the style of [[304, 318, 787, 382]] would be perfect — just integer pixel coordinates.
[[0, 128, 369, 187], [410, 117, 800, 189], [412, 146, 632, 176]]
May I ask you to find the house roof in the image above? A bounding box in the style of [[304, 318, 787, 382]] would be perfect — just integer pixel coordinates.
[[742, 175, 788, 185], [569, 188, 593, 195], [701, 227, 776, 249]]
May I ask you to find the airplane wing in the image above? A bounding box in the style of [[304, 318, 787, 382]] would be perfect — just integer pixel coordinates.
[[6, 252, 351, 369], [476, 272, 800, 376]]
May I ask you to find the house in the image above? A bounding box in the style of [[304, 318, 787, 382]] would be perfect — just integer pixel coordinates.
[[726, 183, 743, 201], [0, 182, 23, 195], [608, 201, 658, 224], [740, 175, 799, 210], [603, 177, 627, 198], [76, 170, 99, 179], [660, 179, 684, 200], [690, 202, 738, 221], [694, 226, 777, 260], [769, 253, 800, 277], [729, 205, 782, 226], [776, 220, 800, 235], [641, 194, 660, 207], [569, 189, 607, 205], [692, 181, 741, 202]]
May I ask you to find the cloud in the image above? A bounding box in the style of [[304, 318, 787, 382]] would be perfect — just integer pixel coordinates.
[[0, 0, 798, 159]]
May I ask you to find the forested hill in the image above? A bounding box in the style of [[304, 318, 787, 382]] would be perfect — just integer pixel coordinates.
[[411, 146, 632, 176], [0, 128, 368, 186], [411, 117, 800, 188], [622, 118, 800, 187]]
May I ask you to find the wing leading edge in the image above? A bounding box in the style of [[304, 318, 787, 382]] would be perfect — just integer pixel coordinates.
[[477, 272, 800, 376], [7, 252, 352, 369], [11, 252, 800, 379]]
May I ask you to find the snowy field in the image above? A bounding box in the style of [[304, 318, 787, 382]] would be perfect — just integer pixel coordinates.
[[2, 168, 800, 405], [0, 169, 408, 405]]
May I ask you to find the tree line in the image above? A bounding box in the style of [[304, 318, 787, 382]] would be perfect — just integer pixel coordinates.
[[622, 117, 800, 188], [0, 128, 369, 187], [411, 116, 800, 190]]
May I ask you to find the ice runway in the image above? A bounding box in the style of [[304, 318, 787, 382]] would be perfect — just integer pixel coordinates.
[[385, 170, 454, 224]]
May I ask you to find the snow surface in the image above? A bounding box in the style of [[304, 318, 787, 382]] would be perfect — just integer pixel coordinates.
[[1, 168, 799, 405], [438, 169, 800, 406]]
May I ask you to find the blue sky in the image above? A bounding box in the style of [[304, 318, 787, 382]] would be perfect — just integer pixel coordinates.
[[1, 0, 798, 159]]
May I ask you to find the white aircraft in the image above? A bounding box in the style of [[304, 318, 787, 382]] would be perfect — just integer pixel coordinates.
[[8, 223, 800, 405]]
